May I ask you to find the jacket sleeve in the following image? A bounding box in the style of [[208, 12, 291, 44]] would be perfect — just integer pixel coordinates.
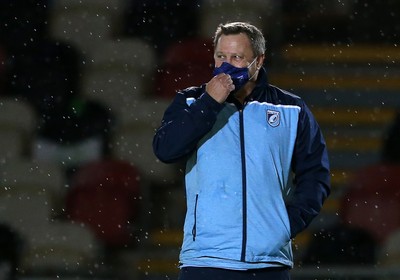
[[286, 102, 331, 238], [153, 89, 223, 163]]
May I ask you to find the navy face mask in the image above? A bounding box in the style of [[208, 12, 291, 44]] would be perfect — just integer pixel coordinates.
[[212, 58, 257, 91]]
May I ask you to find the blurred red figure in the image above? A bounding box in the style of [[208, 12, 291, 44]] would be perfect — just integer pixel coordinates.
[[66, 159, 141, 247], [341, 110, 400, 244], [155, 38, 214, 99], [341, 163, 400, 243]]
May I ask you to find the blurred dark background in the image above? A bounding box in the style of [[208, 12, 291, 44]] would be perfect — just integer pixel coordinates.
[[0, 0, 399, 279]]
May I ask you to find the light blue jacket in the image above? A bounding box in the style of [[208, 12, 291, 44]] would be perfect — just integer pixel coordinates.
[[153, 68, 330, 269]]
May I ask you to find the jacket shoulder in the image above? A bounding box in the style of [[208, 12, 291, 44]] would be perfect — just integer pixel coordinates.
[[178, 85, 206, 99], [266, 84, 303, 106]]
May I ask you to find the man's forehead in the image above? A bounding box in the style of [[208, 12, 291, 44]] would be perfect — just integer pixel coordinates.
[[215, 34, 253, 55]]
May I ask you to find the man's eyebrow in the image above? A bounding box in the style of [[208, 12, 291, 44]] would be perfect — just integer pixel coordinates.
[[215, 51, 242, 56]]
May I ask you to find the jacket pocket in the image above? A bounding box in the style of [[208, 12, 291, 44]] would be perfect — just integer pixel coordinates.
[[191, 194, 198, 241]]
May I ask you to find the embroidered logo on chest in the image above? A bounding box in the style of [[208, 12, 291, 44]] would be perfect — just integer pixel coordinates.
[[266, 110, 280, 127]]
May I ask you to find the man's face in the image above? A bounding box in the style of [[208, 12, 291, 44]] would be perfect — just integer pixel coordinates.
[[214, 33, 260, 79]]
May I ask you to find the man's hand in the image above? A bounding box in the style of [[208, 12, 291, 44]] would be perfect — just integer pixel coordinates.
[[205, 73, 235, 104]]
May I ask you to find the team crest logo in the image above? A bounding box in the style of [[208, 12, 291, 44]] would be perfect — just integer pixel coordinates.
[[266, 110, 280, 127]]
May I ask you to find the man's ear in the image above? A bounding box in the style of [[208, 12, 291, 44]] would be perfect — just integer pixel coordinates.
[[257, 54, 265, 69]]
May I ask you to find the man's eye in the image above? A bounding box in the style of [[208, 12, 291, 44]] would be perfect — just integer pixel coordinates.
[[233, 56, 242, 60]]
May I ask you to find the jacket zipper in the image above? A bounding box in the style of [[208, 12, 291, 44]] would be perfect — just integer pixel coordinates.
[[239, 109, 247, 262], [192, 194, 199, 241]]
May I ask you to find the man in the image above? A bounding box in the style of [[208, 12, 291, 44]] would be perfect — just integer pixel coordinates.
[[153, 22, 330, 280]]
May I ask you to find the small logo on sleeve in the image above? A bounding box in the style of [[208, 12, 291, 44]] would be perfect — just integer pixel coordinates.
[[266, 110, 280, 127]]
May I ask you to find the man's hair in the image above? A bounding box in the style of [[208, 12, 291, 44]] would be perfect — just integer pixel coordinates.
[[213, 22, 266, 57]]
